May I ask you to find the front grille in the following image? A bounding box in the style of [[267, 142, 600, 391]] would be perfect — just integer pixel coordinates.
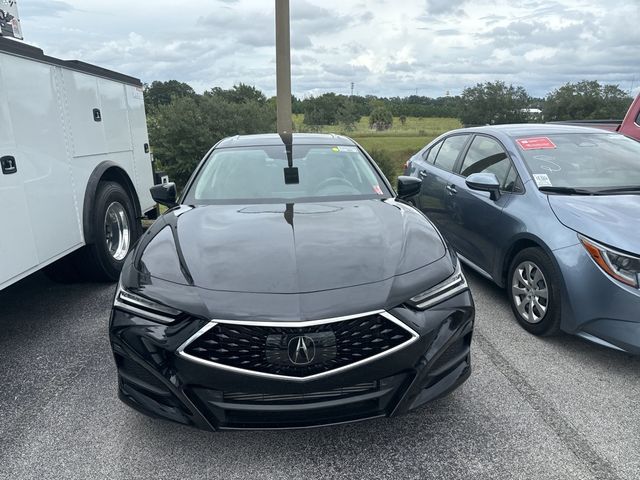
[[224, 381, 379, 404], [181, 312, 415, 379]]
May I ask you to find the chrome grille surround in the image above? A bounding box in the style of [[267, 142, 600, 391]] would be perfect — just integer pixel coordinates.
[[176, 310, 419, 382]]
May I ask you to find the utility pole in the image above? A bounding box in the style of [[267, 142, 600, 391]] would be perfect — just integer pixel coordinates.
[[275, 0, 293, 135], [275, 0, 298, 184]]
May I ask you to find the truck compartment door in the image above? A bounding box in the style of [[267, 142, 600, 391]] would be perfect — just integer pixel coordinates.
[[3, 57, 82, 265], [0, 63, 38, 287]]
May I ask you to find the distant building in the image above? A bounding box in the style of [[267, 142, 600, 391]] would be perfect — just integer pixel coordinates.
[[521, 108, 543, 122]]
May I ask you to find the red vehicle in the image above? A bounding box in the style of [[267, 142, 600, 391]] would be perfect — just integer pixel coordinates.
[[618, 94, 640, 140], [556, 93, 640, 140]]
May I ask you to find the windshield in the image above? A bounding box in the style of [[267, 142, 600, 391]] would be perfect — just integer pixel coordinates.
[[183, 144, 390, 204], [516, 133, 640, 192]]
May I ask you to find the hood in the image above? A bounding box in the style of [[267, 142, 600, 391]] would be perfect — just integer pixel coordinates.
[[548, 195, 640, 254], [137, 200, 447, 294]]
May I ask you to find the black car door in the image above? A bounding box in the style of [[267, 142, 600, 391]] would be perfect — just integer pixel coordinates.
[[443, 134, 523, 274], [415, 134, 471, 236]]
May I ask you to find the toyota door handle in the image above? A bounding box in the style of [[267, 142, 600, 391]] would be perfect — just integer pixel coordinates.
[[446, 185, 457, 195], [1, 156, 17, 175], [419, 170, 429, 178]]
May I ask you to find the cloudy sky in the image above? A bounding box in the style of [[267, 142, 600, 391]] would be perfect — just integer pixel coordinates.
[[13, 0, 640, 98]]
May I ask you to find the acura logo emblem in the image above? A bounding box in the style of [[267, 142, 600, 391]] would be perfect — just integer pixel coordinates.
[[288, 336, 316, 365]]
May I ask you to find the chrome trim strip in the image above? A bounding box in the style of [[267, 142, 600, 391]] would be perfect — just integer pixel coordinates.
[[220, 414, 386, 431], [176, 311, 420, 383], [211, 309, 387, 328], [576, 332, 626, 352], [457, 253, 494, 281]]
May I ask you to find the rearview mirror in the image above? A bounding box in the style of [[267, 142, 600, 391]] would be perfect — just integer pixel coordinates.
[[150, 182, 178, 208], [397, 176, 422, 200], [466, 173, 501, 200]]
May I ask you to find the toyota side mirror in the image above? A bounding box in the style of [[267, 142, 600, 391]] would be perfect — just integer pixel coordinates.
[[466, 173, 501, 201], [150, 182, 178, 208], [397, 176, 422, 200]]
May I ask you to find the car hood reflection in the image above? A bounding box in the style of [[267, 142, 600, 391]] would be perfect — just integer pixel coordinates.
[[138, 200, 447, 294]]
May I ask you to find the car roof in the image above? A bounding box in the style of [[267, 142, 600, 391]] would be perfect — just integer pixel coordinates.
[[453, 123, 612, 138], [215, 133, 357, 149]]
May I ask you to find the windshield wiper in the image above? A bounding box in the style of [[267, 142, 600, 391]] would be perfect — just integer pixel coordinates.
[[538, 186, 596, 195], [590, 186, 640, 194]]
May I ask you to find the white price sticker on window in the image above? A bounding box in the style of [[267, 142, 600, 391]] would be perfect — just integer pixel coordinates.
[[533, 174, 552, 187]]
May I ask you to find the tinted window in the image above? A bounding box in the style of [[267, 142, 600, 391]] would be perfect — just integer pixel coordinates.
[[636, 110, 640, 126], [517, 133, 640, 190], [460, 136, 511, 185], [185, 145, 391, 204], [433, 135, 469, 172], [422, 141, 442, 164]]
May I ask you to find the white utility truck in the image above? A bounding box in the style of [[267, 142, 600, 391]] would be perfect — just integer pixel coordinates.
[[0, 37, 156, 290]]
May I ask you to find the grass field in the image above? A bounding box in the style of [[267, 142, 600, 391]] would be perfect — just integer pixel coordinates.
[[293, 115, 462, 182]]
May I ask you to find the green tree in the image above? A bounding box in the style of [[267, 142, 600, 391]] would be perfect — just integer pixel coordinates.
[[148, 88, 275, 187], [206, 83, 267, 104], [303, 93, 341, 126], [369, 107, 393, 131], [302, 93, 363, 127], [459, 81, 530, 126], [544, 81, 632, 121], [335, 99, 361, 131], [368, 149, 397, 183], [144, 80, 195, 113]]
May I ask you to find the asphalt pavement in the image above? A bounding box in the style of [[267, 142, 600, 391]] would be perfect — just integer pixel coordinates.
[[0, 269, 638, 480]]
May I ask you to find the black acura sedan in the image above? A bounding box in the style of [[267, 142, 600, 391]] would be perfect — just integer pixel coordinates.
[[109, 133, 474, 430]]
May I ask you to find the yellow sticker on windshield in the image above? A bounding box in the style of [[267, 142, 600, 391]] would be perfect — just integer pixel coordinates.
[[332, 146, 358, 153]]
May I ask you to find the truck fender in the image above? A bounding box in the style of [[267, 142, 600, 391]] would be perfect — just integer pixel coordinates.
[[82, 161, 142, 245]]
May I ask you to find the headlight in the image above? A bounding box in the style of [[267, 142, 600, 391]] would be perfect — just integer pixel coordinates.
[[407, 260, 468, 310], [579, 235, 640, 288], [113, 284, 182, 324]]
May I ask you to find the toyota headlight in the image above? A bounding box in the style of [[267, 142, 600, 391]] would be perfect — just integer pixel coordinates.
[[113, 284, 182, 324], [408, 260, 469, 310], [579, 235, 640, 289]]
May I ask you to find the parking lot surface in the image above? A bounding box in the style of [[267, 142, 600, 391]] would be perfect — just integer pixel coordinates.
[[0, 270, 638, 480]]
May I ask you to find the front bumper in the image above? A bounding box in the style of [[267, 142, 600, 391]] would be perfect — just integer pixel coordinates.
[[555, 244, 640, 354], [109, 290, 474, 431]]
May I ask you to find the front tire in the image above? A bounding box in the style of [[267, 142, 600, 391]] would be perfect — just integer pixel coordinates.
[[507, 247, 561, 336]]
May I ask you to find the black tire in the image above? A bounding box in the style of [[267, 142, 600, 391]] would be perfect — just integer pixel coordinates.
[[507, 247, 561, 336], [79, 181, 140, 282]]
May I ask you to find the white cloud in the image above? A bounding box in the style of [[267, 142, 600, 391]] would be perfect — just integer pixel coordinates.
[[14, 0, 640, 98]]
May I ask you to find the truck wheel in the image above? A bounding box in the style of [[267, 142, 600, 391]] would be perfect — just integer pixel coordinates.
[[507, 247, 561, 337], [82, 181, 140, 282]]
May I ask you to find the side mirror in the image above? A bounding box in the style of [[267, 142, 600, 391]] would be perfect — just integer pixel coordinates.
[[150, 182, 178, 208], [466, 172, 501, 200], [397, 176, 422, 200]]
